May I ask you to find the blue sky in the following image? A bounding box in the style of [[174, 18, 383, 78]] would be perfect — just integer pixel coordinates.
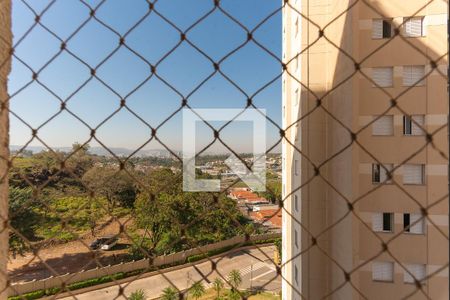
[[9, 0, 282, 154]]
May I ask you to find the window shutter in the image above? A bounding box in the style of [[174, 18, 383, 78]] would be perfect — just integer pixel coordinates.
[[372, 213, 383, 232], [372, 164, 381, 183], [405, 17, 423, 37], [372, 116, 393, 135], [404, 264, 426, 283], [372, 261, 394, 281], [403, 66, 425, 86], [379, 164, 393, 183], [411, 115, 425, 135], [372, 19, 383, 39], [372, 67, 393, 87], [403, 164, 424, 184], [410, 213, 424, 234]]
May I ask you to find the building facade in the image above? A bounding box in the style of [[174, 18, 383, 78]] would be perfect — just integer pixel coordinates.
[[282, 0, 448, 299]]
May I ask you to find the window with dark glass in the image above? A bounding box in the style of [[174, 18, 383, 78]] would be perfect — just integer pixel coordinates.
[[404, 213, 411, 232], [383, 213, 393, 231], [382, 20, 392, 38]]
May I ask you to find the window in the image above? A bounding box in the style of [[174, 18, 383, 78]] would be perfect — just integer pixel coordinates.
[[372, 212, 394, 232], [294, 88, 299, 106], [294, 159, 299, 176], [372, 115, 394, 136], [294, 229, 298, 248], [294, 265, 299, 284], [403, 213, 425, 234], [372, 19, 393, 39], [403, 65, 425, 86], [404, 264, 426, 283], [403, 164, 425, 185], [295, 17, 299, 37], [372, 67, 393, 87], [404, 17, 424, 37], [372, 163, 393, 184], [294, 194, 298, 212], [403, 115, 425, 135], [295, 57, 299, 72], [372, 261, 394, 282]]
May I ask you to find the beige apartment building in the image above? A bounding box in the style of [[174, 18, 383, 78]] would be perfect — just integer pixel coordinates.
[[282, 0, 448, 299]]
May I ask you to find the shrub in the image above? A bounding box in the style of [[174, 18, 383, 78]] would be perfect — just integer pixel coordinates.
[[8, 290, 45, 300], [129, 289, 146, 300]]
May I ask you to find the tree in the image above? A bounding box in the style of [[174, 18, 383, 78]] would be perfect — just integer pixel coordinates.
[[134, 193, 176, 254], [160, 287, 178, 300], [66, 143, 94, 176], [228, 270, 242, 292], [258, 180, 281, 204], [189, 281, 206, 300], [212, 278, 224, 299], [128, 289, 146, 300], [227, 291, 241, 300], [82, 166, 137, 209], [8, 187, 37, 256]]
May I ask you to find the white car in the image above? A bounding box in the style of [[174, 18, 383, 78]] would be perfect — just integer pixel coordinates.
[[90, 235, 118, 251]]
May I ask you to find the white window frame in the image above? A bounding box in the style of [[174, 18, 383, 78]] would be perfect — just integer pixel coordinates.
[[372, 67, 394, 88], [372, 163, 393, 184], [403, 115, 425, 136], [403, 65, 425, 86], [372, 19, 394, 39], [404, 264, 426, 284], [372, 115, 394, 136], [403, 164, 425, 185], [372, 261, 394, 282], [403, 213, 425, 234], [403, 17, 424, 37], [372, 212, 394, 233]]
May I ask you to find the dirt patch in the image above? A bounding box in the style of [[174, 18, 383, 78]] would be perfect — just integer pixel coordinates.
[[8, 217, 137, 282]]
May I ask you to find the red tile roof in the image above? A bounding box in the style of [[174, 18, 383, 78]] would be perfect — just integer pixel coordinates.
[[249, 209, 282, 228]]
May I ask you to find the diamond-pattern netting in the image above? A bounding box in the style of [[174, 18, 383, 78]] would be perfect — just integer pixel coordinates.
[[0, 0, 448, 299]]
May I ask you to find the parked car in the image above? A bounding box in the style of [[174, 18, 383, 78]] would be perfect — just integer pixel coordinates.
[[89, 235, 118, 251]]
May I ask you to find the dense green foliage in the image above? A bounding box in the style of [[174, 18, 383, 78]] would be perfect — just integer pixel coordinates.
[[8, 143, 256, 257]]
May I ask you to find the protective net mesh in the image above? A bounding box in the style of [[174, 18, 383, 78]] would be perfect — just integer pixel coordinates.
[[0, 0, 448, 299]]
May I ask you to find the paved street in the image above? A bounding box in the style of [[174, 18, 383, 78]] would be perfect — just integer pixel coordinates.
[[58, 246, 280, 299]]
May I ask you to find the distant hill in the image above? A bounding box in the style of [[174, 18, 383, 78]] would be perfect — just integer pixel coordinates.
[[9, 145, 176, 158]]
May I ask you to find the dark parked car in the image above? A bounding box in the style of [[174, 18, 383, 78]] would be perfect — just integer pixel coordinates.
[[89, 235, 118, 250]]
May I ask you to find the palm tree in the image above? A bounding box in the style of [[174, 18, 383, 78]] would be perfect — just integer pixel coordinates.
[[189, 281, 206, 299], [129, 289, 146, 300], [228, 269, 242, 292], [160, 286, 178, 300], [212, 277, 224, 298], [227, 290, 241, 300]]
